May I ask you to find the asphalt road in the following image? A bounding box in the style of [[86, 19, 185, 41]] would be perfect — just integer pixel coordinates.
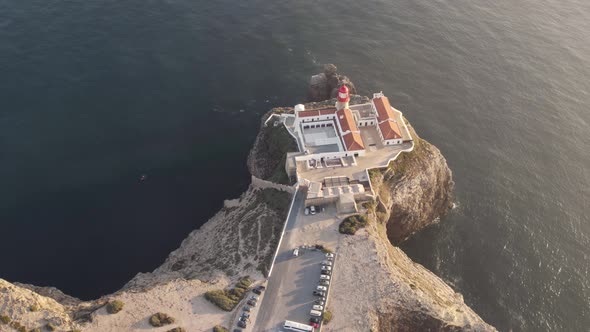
[[253, 187, 329, 331]]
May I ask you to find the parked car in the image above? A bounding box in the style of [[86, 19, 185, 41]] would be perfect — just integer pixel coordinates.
[[321, 270, 332, 276], [310, 317, 321, 328], [250, 295, 259, 301], [233, 329, 243, 332], [293, 248, 299, 257], [304, 207, 310, 215], [310, 309, 322, 317], [312, 304, 324, 311], [321, 265, 332, 271], [313, 290, 326, 297], [319, 274, 330, 280], [319, 280, 330, 286], [321, 260, 333, 266], [310, 205, 316, 215], [252, 285, 265, 294], [239, 316, 248, 322], [242, 306, 251, 312], [325, 253, 334, 258], [240, 312, 250, 319], [246, 300, 257, 307], [314, 299, 325, 306], [237, 320, 247, 328], [316, 285, 327, 291]]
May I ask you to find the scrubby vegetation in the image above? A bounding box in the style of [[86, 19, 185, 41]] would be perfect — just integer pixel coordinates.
[[167, 328, 186, 332], [148, 312, 175, 327], [204, 276, 252, 311], [30, 328, 41, 332], [0, 315, 10, 324], [257, 188, 292, 216], [106, 300, 124, 314], [29, 304, 40, 312], [323, 310, 333, 324], [213, 326, 229, 332], [314, 244, 333, 254], [45, 323, 56, 331], [339, 214, 369, 235]]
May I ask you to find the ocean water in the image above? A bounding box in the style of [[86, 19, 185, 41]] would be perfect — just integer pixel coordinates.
[[1, 0, 589, 330]]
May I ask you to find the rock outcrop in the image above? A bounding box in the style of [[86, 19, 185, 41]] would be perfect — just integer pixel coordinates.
[[371, 123, 455, 244], [308, 63, 357, 102]]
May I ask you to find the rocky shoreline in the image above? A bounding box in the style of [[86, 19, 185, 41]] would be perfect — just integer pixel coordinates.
[[0, 65, 495, 332]]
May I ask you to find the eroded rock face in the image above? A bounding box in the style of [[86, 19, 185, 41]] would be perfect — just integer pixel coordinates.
[[308, 63, 357, 102], [371, 123, 454, 244]]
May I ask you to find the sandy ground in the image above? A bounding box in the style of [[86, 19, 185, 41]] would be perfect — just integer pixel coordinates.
[[84, 278, 233, 332]]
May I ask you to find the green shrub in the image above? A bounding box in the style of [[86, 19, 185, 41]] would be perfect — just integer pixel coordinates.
[[106, 300, 124, 314], [213, 326, 229, 332], [204, 277, 252, 311], [339, 214, 368, 235], [235, 276, 252, 290], [46, 323, 56, 331], [148, 313, 175, 327], [30, 328, 42, 332], [0, 315, 10, 324], [67, 330, 82, 332], [29, 304, 40, 312], [17, 327, 26, 332], [167, 328, 186, 332], [323, 310, 333, 324]]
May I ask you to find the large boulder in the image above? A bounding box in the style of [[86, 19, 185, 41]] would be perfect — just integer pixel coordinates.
[[308, 63, 357, 102]]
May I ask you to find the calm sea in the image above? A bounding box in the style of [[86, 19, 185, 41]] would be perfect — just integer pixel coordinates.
[[1, 0, 588, 330]]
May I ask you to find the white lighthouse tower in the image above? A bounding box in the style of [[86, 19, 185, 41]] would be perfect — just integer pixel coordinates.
[[335, 85, 350, 111]]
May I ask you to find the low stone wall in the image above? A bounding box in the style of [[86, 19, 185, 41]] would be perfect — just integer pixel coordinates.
[[251, 175, 296, 194]]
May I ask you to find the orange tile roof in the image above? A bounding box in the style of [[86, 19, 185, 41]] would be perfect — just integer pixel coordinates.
[[298, 110, 320, 117], [379, 120, 402, 140], [373, 96, 395, 121], [319, 108, 337, 115], [336, 108, 358, 133], [343, 132, 365, 151]]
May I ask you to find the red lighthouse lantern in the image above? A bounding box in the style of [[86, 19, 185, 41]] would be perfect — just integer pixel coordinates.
[[337, 85, 350, 102]]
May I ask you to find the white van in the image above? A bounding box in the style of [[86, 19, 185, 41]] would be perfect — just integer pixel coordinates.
[[319, 275, 330, 280], [312, 305, 324, 311], [310, 309, 322, 317]]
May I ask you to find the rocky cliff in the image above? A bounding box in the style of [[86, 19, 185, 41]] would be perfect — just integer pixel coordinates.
[[0, 67, 494, 332], [371, 122, 455, 245]]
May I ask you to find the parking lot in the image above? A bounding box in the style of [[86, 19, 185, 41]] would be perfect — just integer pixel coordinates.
[[252, 198, 342, 331]]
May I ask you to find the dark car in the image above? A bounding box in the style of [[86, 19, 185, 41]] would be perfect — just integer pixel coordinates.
[[233, 329, 243, 332], [239, 316, 248, 322], [237, 320, 247, 328], [313, 290, 326, 297], [252, 288, 262, 295], [314, 299, 325, 306], [242, 306, 251, 312], [240, 312, 250, 319], [321, 270, 332, 276], [247, 300, 257, 307]]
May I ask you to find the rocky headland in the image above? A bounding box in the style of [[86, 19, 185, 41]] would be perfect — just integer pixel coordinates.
[[0, 65, 495, 332]]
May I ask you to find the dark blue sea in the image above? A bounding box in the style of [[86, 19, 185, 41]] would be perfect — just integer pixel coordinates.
[[1, 0, 588, 331]]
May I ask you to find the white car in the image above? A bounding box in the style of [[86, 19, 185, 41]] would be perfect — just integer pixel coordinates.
[[321, 260, 333, 266], [325, 253, 334, 258], [319, 275, 330, 280], [293, 248, 299, 257], [312, 305, 324, 311], [316, 285, 327, 291], [321, 265, 332, 271], [310, 310, 322, 317], [310, 205, 316, 215]]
